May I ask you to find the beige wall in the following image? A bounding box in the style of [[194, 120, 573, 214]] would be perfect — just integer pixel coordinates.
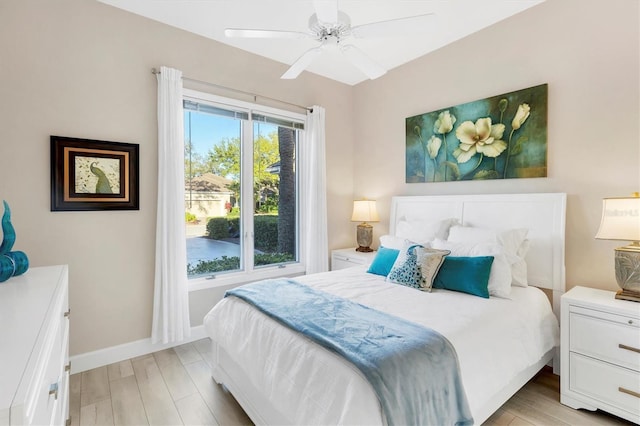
[[352, 0, 639, 293], [1, 0, 638, 357], [0, 0, 354, 355]]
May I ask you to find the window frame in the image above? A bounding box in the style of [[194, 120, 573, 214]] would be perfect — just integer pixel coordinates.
[[183, 89, 307, 292]]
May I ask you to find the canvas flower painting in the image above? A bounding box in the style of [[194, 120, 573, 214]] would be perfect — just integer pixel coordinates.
[[406, 84, 547, 183]]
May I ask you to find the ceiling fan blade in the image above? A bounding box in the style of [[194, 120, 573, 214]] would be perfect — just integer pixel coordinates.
[[341, 45, 386, 80], [281, 47, 323, 79], [351, 13, 435, 38], [225, 28, 311, 39], [313, 0, 338, 24]]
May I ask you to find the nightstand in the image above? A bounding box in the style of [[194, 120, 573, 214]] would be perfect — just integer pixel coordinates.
[[331, 248, 377, 271], [560, 286, 640, 424]]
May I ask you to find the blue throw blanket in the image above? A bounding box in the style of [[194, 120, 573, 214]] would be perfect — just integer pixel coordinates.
[[226, 279, 473, 426]]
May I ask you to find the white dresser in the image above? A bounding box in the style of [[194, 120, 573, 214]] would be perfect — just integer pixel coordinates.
[[560, 286, 640, 424], [0, 265, 70, 426]]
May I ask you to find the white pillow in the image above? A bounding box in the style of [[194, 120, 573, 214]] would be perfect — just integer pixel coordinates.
[[447, 225, 529, 287], [510, 239, 530, 287], [379, 234, 408, 250], [395, 218, 458, 244], [431, 239, 512, 298], [448, 225, 528, 253]]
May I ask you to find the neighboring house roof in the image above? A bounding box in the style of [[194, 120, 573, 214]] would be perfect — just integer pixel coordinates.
[[266, 161, 280, 174], [186, 173, 233, 192]]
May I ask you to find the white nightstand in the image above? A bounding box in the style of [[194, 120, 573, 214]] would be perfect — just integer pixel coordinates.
[[331, 248, 377, 271], [560, 286, 640, 424]]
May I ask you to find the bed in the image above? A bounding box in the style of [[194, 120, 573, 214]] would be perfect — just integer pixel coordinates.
[[204, 193, 567, 425]]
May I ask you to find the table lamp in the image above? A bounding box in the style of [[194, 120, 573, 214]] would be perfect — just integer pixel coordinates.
[[351, 200, 379, 252], [595, 193, 640, 301]]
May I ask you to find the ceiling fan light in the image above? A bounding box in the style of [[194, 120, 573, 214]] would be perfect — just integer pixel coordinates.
[[228, 0, 431, 83]]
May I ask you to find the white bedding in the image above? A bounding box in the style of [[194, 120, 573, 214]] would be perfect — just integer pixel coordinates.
[[204, 266, 559, 425]]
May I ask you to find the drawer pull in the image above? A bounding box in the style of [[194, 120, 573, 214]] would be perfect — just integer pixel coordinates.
[[64, 309, 71, 318], [49, 383, 59, 400], [619, 387, 640, 399], [65, 362, 71, 372], [619, 343, 640, 354]]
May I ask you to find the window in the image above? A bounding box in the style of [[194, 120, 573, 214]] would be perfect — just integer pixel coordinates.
[[183, 90, 305, 287]]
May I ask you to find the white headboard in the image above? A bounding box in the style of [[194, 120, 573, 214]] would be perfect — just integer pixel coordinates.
[[389, 193, 566, 314]]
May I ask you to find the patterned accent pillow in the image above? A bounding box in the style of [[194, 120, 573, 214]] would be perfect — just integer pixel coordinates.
[[415, 247, 451, 292], [386, 243, 423, 289]]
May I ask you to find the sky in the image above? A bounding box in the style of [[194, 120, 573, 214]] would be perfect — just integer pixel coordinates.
[[184, 110, 240, 156], [184, 111, 278, 157]]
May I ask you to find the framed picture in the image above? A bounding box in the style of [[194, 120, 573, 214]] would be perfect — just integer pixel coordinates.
[[406, 83, 548, 183], [50, 136, 139, 211]]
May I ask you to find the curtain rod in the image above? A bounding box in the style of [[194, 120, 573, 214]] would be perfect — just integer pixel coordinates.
[[151, 68, 312, 113]]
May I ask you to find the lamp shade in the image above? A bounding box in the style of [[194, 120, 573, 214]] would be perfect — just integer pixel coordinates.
[[351, 200, 379, 223], [595, 196, 640, 241]]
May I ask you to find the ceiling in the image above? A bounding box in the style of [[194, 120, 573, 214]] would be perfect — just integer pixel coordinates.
[[98, 0, 544, 86]]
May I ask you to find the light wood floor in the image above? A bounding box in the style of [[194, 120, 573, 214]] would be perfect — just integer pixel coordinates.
[[70, 338, 633, 426]]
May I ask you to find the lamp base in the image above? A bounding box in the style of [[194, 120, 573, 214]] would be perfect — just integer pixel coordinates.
[[355, 222, 373, 253], [615, 289, 640, 303], [355, 246, 374, 253], [614, 249, 640, 297]]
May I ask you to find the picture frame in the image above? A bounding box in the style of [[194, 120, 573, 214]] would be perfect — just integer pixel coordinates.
[[406, 83, 548, 183], [50, 136, 139, 211]]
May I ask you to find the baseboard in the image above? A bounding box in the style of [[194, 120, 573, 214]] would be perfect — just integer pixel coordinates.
[[69, 325, 207, 374]]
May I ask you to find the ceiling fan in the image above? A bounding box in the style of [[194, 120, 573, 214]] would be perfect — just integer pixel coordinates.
[[224, 0, 435, 80]]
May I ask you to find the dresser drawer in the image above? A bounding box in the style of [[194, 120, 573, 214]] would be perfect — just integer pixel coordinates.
[[26, 309, 65, 425], [570, 352, 640, 417], [0, 266, 69, 426], [54, 366, 70, 426], [569, 310, 640, 372]]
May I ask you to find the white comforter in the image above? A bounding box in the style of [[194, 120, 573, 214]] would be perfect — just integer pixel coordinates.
[[204, 266, 559, 425]]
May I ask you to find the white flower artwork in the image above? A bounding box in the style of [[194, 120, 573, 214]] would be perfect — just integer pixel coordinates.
[[406, 84, 547, 183]]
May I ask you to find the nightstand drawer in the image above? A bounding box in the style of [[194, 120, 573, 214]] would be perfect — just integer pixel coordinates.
[[570, 352, 640, 417], [332, 257, 358, 270], [570, 310, 640, 372], [333, 253, 367, 265], [561, 286, 640, 424], [331, 248, 376, 271]]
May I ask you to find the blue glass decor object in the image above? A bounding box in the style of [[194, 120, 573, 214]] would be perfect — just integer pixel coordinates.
[[0, 200, 29, 282], [0, 200, 15, 255], [0, 256, 14, 282], [7, 251, 29, 276]]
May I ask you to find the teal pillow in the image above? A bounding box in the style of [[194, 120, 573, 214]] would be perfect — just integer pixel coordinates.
[[367, 246, 400, 276], [433, 256, 494, 298]]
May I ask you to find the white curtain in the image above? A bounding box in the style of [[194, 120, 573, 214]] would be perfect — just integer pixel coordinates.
[[302, 105, 329, 273], [152, 66, 191, 344]]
